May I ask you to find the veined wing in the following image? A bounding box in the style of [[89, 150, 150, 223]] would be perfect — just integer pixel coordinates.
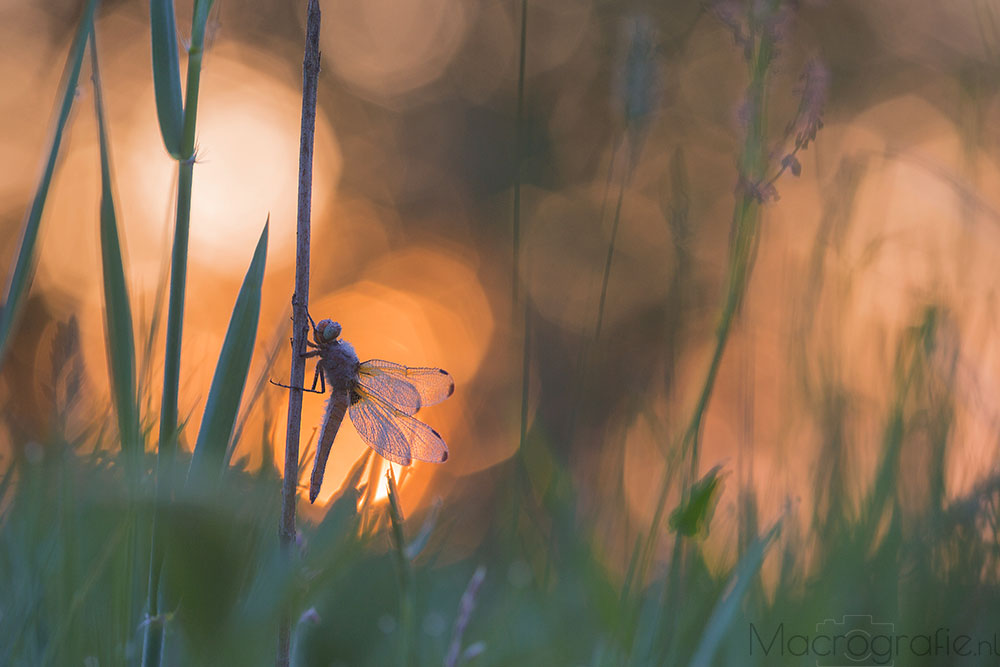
[[349, 385, 449, 466], [358, 359, 455, 416]]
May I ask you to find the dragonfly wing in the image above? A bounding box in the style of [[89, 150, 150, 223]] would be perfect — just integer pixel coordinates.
[[356, 361, 421, 415], [359, 360, 455, 413], [349, 386, 449, 466]]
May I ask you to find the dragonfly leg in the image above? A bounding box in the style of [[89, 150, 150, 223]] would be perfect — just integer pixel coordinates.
[[269, 361, 326, 394], [303, 306, 317, 330], [269, 377, 325, 394], [312, 364, 325, 394]]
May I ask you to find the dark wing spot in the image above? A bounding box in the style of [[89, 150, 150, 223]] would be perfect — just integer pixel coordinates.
[[430, 427, 441, 437], [440, 450, 448, 462], [437, 369, 455, 396]]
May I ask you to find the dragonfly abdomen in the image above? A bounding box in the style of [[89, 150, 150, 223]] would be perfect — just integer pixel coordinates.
[[309, 389, 350, 503]]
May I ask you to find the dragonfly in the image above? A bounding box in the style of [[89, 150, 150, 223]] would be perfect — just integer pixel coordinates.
[[275, 313, 454, 503]]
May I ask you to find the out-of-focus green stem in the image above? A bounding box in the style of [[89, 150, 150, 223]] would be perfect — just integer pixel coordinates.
[[157, 5, 205, 465], [386, 470, 414, 666], [156, 161, 192, 465], [684, 17, 774, 478], [512, 0, 527, 306], [0, 0, 98, 367], [594, 153, 630, 342], [638, 4, 778, 596], [143, 6, 211, 665], [179, 45, 204, 156]]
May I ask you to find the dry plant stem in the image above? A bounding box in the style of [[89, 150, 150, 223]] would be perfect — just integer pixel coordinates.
[[277, 1, 321, 665]]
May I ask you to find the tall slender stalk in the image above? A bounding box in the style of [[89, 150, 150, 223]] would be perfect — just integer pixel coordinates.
[[514, 0, 532, 486], [638, 1, 780, 599], [156, 0, 209, 467], [0, 0, 98, 366], [512, 0, 527, 306], [518, 298, 532, 453], [385, 468, 414, 666], [277, 1, 322, 665], [143, 2, 215, 664], [593, 148, 630, 342], [684, 28, 774, 480]]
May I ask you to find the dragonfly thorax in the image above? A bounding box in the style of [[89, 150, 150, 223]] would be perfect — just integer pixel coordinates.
[[318, 338, 360, 391]]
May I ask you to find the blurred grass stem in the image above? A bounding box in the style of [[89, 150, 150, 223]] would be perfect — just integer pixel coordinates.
[[144, 2, 215, 665], [278, 1, 322, 665], [594, 146, 631, 342], [386, 468, 415, 665], [511, 0, 533, 521], [512, 0, 527, 306], [0, 0, 98, 366], [640, 3, 777, 595]]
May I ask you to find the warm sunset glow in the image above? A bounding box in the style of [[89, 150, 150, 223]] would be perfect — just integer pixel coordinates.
[[9, 3, 1000, 659], [118, 43, 342, 274], [274, 244, 493, 507], [319, 0, 470, 102]]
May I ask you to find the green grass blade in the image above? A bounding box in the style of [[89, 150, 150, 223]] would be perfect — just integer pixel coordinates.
[[191, 0, 217, 46], [188, 221, 269, 481], [688, 520, 781, 667], [224, 311, 287, 467], [91, 29, 140, 457], [0, 0, 98, 367], [385, 467, 415, 664], [149, 0, 184, 158]]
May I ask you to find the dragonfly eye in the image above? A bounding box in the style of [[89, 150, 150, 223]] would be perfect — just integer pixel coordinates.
[[316, 319, 341, 342]]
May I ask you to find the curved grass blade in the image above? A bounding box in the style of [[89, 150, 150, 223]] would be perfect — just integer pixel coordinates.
[[688, 520, 782, 667], [385, 467, 415, 664], [192, 0, 218, 46], [91, 29, 140, 457], [188, 221, 269, 481], [224, 307, 288, 467], [150, 0, 184, 158], [0, 0, 99, 367]]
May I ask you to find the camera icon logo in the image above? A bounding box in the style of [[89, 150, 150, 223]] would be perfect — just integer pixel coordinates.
[[815, 615, 895, 666]]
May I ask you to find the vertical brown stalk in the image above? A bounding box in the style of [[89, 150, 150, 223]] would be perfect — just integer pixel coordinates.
[[277, 1, 321, 665]]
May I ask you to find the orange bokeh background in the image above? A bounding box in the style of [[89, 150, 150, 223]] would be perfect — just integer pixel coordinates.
[[4, 0, 1000, 573]]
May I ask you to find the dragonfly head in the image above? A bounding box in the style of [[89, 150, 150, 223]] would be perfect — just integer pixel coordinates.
[[315, 319, 342, 343]]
